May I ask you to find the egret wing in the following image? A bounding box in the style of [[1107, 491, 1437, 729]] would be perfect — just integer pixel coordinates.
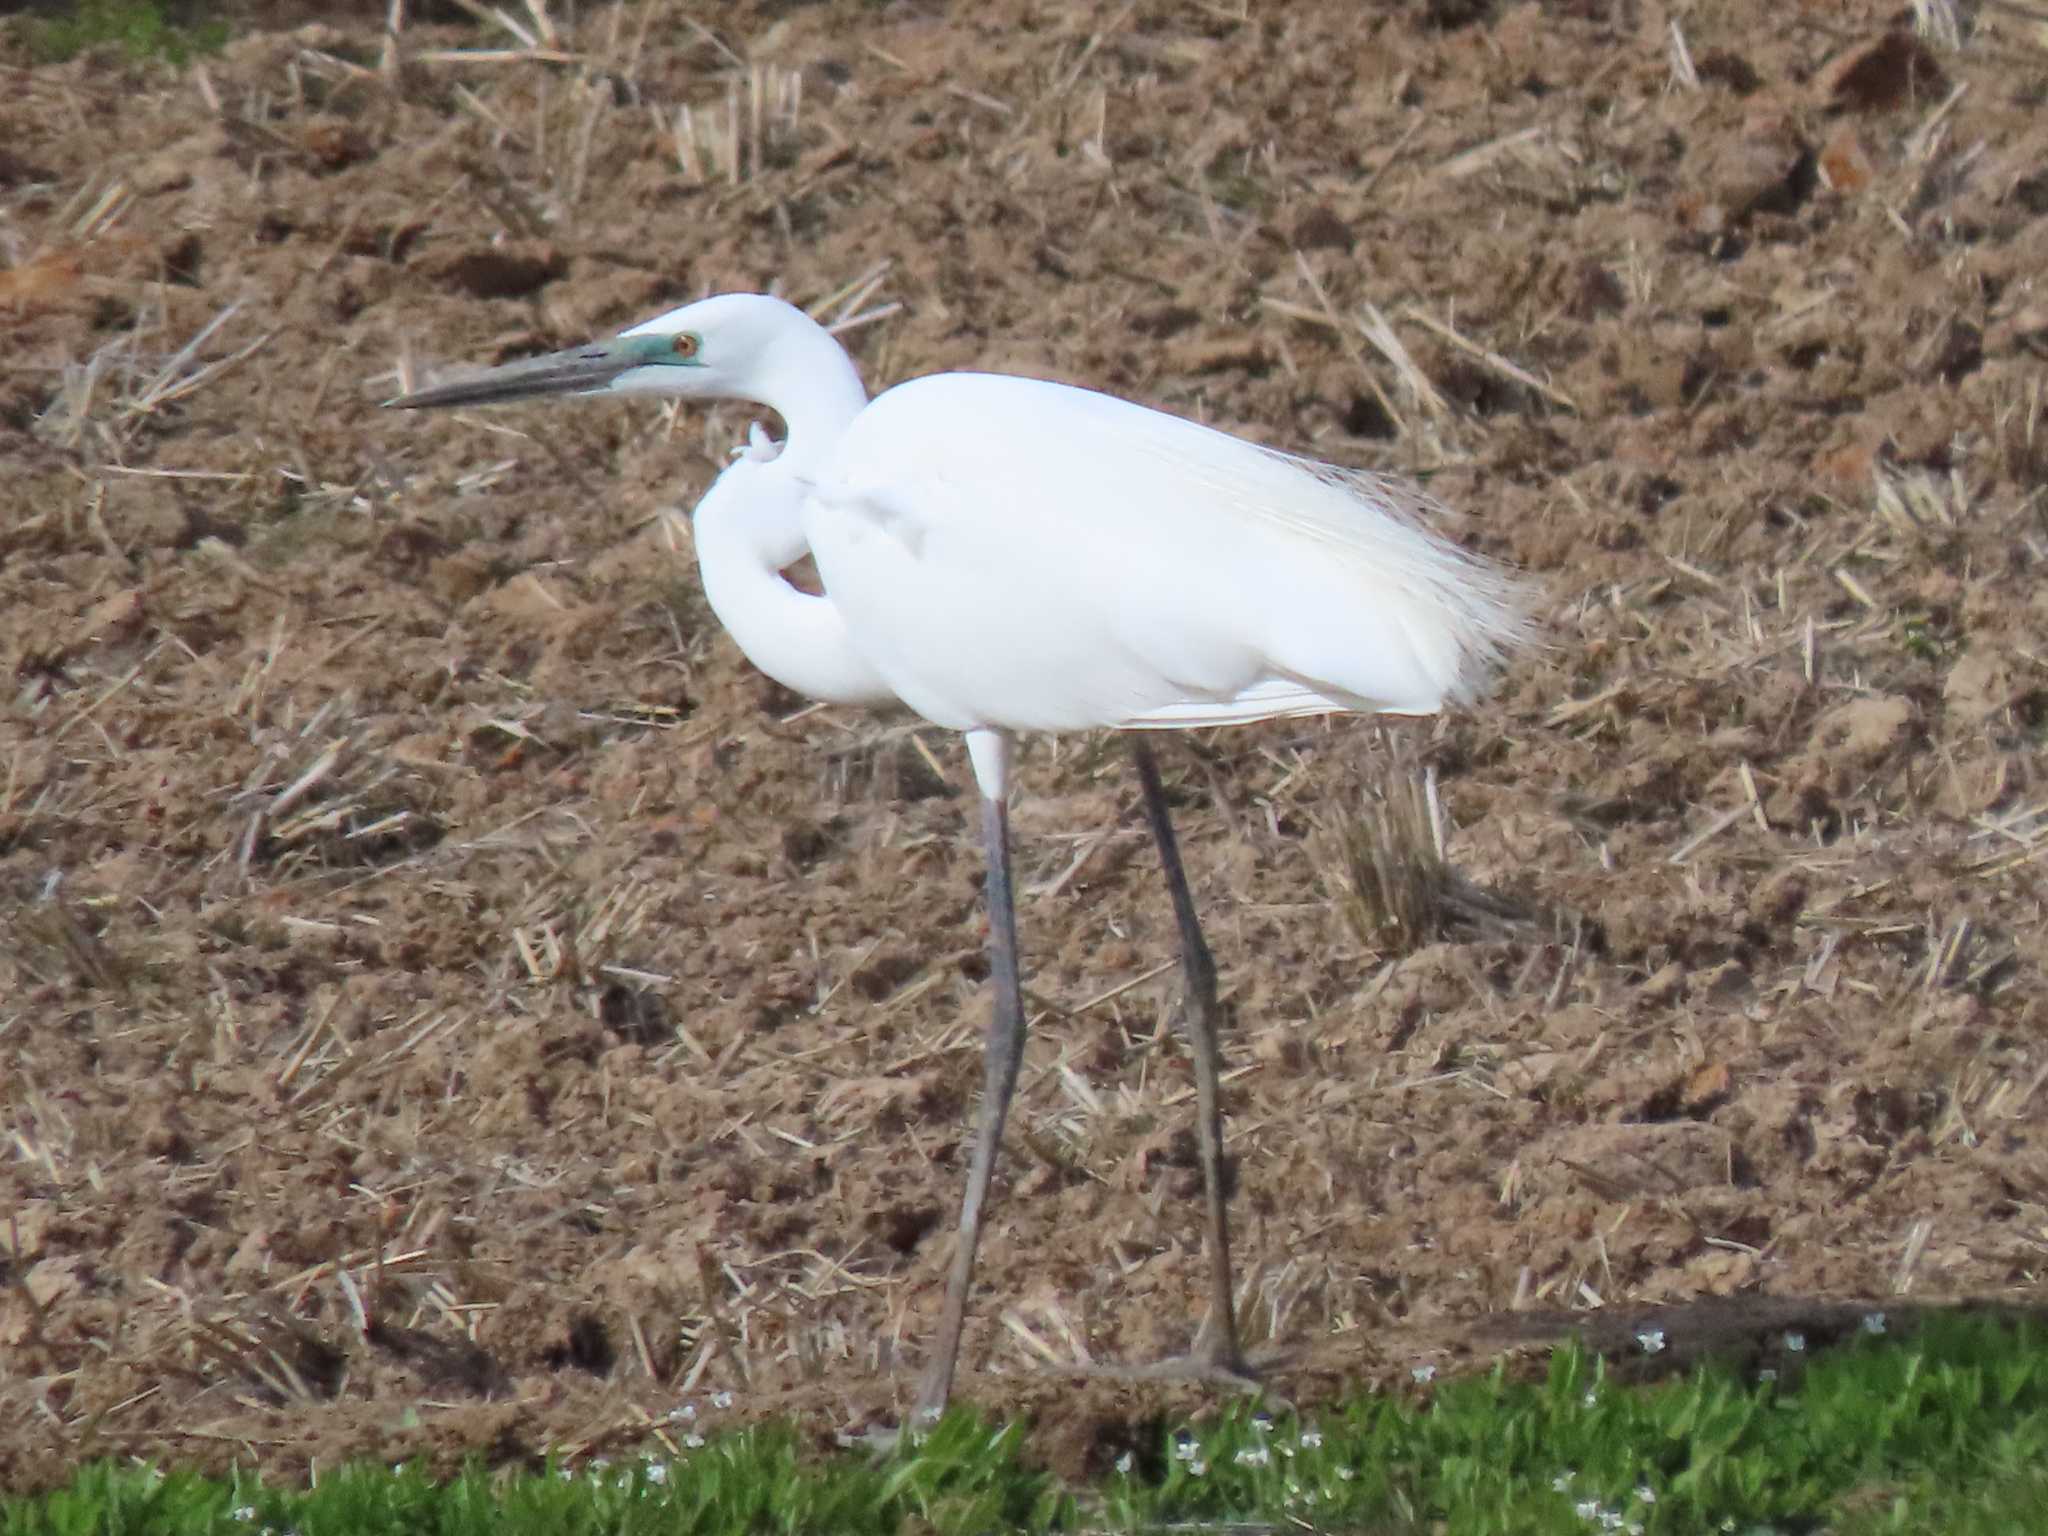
[[803, 373, 1527, 734]]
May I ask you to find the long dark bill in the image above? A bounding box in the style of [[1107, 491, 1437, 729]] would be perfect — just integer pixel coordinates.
[[386, 340, 647, 411]]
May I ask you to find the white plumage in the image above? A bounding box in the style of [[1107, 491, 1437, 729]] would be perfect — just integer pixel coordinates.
[[809, 371, 1522, 732], [393, 291, 1527, 1421]]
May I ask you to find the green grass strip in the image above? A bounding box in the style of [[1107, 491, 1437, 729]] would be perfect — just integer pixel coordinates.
[[20, 1, 228, 65], [5, 1313, 2046, 1534]]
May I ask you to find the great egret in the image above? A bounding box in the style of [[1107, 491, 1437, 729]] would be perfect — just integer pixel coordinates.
[[390, 292, 1526, 1419]]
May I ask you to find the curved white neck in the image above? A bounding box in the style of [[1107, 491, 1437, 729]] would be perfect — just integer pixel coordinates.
[[678, 305, 894, 708], [691, 457, 896, 709], [727, 311, 870, 482]]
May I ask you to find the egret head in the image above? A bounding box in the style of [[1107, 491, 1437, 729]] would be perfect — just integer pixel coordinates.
[[387, 292, 814, 411]]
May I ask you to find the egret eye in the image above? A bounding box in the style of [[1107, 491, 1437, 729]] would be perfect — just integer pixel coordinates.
[[672, 332, 701, 360]]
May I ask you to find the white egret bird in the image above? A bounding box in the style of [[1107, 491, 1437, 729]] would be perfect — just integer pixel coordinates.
[[391, 293, 1525, 1418]]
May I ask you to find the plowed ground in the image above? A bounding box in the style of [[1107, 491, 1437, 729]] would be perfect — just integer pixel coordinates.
[[4, 0, 2046, 1491]]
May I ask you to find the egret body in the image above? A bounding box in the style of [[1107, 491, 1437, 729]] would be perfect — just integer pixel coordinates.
[[392, 293, 1525, 1418]]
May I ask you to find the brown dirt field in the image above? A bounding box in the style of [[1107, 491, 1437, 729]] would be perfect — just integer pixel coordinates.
[[4, 0, 2046, 1493]]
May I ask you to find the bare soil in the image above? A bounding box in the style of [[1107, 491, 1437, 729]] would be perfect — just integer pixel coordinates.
[[4, 0, 2046, 1494]]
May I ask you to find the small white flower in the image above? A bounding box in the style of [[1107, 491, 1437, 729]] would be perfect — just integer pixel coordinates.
[[1188, 1458, 1208, 1477], [1173, 1434, 1197, 1462], [645, 1460, 670, 1485], [670, 1403, 697, 1421], [1785, 1331, 1806, 1352], [1300, 1428, 1324, 1449], [1602, 1512, 1626, 1531], [1636, 1329, 1666, 1354], [1576, 1498, 1602, 1519], [1553, 1471, 1577, 1492], [683, 1433, 705, 1449], [556, 1467, 572, 1481], [230, 1508, 256, 1523], [1251, 1411, 1273, 1432], [1336, 1466, 1356, 1481], [711, 1390, 735, 1409], [1411, 1363, 1437, 1383], [1235, 1446, 1270, 1468], [1635, 1484, 1657, 1505], [1115, 1451, 1133, 1476], [1862, 1311, 1887, 1334], [1583, 1389, 1598, 1407]]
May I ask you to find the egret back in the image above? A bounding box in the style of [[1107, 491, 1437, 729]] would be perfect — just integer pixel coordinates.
[[803, 373, 1527, 734]]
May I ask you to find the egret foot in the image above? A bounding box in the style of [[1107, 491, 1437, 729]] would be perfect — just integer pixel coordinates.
[[1053, 1352, 1264, 1391], [870, 1347, 1272, 1453]]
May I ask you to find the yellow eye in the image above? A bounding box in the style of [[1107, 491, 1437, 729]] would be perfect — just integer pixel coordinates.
[[672, 332, 700, 360]]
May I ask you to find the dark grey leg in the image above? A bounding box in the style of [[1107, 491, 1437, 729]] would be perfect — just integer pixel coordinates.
[[914, 791, 1027, 1420], [1130, 735, 1249, 1376]]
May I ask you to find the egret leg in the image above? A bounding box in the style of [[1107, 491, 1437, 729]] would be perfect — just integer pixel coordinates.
[[914, 789, 1026, 1421], [1130, 736, 1250, 1377]]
